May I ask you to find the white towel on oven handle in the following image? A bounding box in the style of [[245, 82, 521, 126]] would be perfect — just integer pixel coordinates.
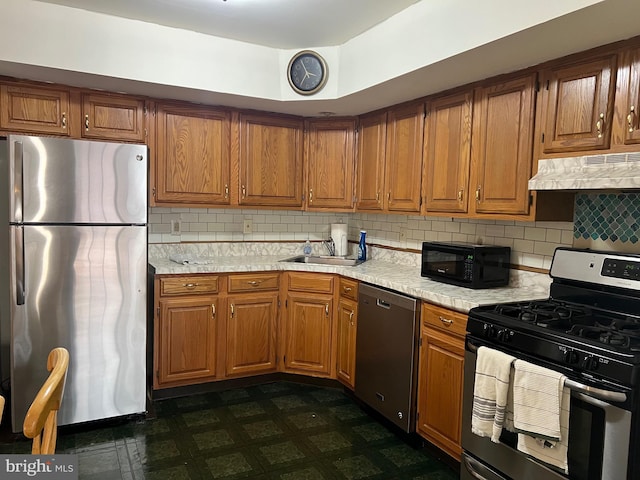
[[512, 359, 566, 440], [471, 346, 516, 443], [516, 385, 570, 474]]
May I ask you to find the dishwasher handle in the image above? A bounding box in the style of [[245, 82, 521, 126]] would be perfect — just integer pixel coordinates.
[[376, 298, 391, 309]]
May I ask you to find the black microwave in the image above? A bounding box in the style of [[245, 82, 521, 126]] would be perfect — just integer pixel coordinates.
[[421, 242, 511, 289]]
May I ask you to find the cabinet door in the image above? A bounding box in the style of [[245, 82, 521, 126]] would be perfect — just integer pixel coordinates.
[[470, 74, 536, 215], [239, 113, 303, 207], [385, 103, 425, 213], [423, 92, 472, 213], [155, 103, 231, 205], [0, 84, 70, 135], [417, 326, 464, 460], [306, 118, 356, 210], [156, 297, 218, 387], [336, 297, 357, 389], [541, 55, 616, 153], [284, 292, 333, 376], [81, 93, 145, 142], [226, 294, 278, 377], [355, 112, 386, 211], [624, 47, 640, 145]]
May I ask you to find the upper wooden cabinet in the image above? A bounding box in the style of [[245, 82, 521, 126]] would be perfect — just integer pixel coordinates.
[[539, 54, 617, 154], [470, 74, 536, 216], [238, 112, 304, 208], [81, 92, 145, 142], [423, 91, 473, 214], [305, 118, 356, 210], [621, 47, 640, 145], [154, 102, 231, 206], [356, 104, 424, 213], [355, 112, 387, 211], [385, 103, 425, 213], [0, 84, 70, 136]]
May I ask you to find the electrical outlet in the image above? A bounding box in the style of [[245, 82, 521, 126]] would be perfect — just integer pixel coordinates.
[[243, 219, 253, 234], [170, 219, 181, 236]]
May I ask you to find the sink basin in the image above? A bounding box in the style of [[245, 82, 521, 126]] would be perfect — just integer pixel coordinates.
[[280, 255, 365, 266]]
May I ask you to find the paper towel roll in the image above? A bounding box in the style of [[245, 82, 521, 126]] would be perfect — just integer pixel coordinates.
[[331, 223, 348, 257]]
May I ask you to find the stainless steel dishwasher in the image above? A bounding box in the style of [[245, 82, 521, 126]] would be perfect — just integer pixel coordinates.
[[355, 283, 419, 433]]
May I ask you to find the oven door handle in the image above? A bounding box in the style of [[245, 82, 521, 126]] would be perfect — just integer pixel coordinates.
[[466, 340, 627, 404], [463, 454, 506, 479]]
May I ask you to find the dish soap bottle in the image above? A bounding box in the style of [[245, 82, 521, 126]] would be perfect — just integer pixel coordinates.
[[358, 230, 367, 261], [303, 238, 312, 256]]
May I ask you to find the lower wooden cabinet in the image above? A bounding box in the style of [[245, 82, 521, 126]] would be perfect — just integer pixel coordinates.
[[283, 272, 335, 377], [336, 277, 358, 389], [226, 293, 278, 377], [156, 296, 218, 388], [416, 302, 467, 460]]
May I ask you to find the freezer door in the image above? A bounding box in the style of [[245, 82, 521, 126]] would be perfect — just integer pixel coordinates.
[[10, 225, 147, 431], [9, 135, 147, 224]]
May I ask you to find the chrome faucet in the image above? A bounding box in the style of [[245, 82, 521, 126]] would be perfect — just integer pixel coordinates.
[[323, 237, 335, 256]]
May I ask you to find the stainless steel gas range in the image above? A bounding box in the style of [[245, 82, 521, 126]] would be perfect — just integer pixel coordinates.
[[461, 248, 640, 480]]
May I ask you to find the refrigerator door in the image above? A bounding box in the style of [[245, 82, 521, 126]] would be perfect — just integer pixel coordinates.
[[10, 224, 147, 430], [9, 135, 147, 225]]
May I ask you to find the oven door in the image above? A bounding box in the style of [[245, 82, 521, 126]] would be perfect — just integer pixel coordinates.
[[461, 336, 633, 480]]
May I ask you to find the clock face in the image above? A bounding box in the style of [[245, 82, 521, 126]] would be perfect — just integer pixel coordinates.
[[288, 51, 328, 95]]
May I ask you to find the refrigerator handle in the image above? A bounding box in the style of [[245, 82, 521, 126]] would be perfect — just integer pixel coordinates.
[[14, 141, 23, 223], [15, 226, 25, 305]]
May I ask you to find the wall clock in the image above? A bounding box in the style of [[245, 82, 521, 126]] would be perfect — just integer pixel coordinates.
[[287, 50, 328, 95]]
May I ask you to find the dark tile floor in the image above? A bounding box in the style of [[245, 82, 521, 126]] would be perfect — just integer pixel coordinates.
[[0, 381, 459, 479]]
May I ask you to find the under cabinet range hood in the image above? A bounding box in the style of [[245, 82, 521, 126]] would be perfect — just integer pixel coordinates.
[[528, 152, 640, 190]]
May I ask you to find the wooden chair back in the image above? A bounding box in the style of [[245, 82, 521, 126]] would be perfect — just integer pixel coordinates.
[[22, 347, 70, 454]]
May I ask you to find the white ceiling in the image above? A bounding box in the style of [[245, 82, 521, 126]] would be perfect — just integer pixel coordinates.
[[35, 0, 420, 48]]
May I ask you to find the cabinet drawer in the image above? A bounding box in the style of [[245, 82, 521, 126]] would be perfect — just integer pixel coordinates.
[[339, 277, 358, 301], [287, 272, 334, 293], [228, 273, 279, 292], [422, 302, 467, 337], [160, 276, 219, 296]]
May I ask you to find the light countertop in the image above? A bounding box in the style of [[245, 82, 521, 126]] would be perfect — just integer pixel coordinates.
[[149, 255, 550, 313]]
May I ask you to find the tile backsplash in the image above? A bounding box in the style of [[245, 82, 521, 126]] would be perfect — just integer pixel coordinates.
[[149, 207, 574, 270], [573, 192, 640, 253]]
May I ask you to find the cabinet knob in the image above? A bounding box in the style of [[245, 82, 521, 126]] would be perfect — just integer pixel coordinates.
[[241, 185, 246, 199], [211, 304, 216, 318], [349, 310, 354, 325], [628, 106, 636, 133], [230, 304, 235, 318], [309, 189, 313, 203], [224, 184, 229, 199], [439, 316, 454, 326], [596, 112, 605, 138], [458, 189, 464, 202], [475, 186, 481, 202], [61, 112, 67, 129], [85, 114, 90, 131]]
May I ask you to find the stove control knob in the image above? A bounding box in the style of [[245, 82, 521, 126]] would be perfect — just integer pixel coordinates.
[[563, 350, 579, 364], [582, 355, 599, 371], [497, 329, 512, 343], [483, 324, 497, 339]]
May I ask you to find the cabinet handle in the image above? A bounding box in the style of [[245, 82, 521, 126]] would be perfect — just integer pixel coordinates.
[[309, 189, 313, 203], [376, 191, 380, 203], [628, 106, 636, 133], [85, 114, 90, 131], [183, 283, 198, 289], [439, 316, 454, 326], [349, 310, 354, 325], [230, 304, 234, 318], [211, 304, 216, 318], [325, 303, 329, 316], [475, 186, 481, 202], [224, 184, 229, 199], [458, 189, 464, 202], [596, 112, 605, 138], [343, 286, 352, 293], [387, 192, 391, 202], [247, 280, 262, 286], [61, 112, 67, 129], [241, 185, 246, 199]]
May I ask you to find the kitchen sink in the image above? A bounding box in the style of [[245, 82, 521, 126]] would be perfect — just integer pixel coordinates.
[[280, 255, 365, 266]]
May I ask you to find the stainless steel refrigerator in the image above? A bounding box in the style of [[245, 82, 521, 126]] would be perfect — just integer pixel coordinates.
[[0, 135, 148, 432]]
